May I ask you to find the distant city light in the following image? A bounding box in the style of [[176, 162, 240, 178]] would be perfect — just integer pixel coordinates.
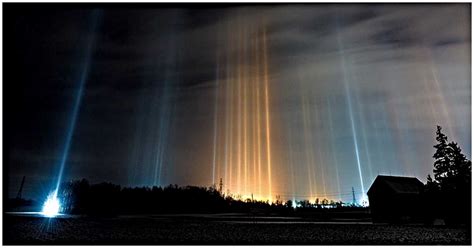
[[42, 191, 61, 217]]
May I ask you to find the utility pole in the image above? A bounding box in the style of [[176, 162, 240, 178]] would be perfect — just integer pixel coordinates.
[[16, 176, 26, 199], [352, 187, 356, 205]]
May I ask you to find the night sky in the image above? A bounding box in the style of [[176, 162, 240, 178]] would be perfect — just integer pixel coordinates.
[[4, 3, 471, 203]]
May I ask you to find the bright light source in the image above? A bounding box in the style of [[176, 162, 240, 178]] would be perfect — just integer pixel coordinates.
[[42, 191, 61, 217], [359, 195, 369, 207]]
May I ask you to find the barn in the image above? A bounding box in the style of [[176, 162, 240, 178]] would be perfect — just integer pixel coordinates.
[[367, 175, 425, 223]]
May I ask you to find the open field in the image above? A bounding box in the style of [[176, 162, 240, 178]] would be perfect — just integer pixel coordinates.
[[4, 213, 470, 245]]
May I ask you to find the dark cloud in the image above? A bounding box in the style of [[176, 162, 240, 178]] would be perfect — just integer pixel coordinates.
[[371, 20, 415, 47]]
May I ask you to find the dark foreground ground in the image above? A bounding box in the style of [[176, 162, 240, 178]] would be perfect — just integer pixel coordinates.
[[4, 213, 471, 245]]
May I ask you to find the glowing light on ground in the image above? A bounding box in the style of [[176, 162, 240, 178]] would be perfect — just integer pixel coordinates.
[[359, 195, 369, 207], [42, 191, 61, 218]]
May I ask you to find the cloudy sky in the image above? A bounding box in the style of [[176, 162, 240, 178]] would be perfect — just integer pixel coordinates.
[[5, 3, 470, 203]]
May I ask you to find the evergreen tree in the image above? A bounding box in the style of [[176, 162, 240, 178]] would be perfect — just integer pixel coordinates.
[[432, 125, 452, 185], [426, 174, 439, 192], [447, 141, 471, 190], [426, 125, 471, 224], [428, 125, 471, 191]]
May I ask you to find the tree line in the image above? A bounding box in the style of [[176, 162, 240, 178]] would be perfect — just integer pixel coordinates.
[[55, 179, 361, 216]]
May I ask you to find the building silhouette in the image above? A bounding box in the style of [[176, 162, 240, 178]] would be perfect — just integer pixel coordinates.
[[368, 175, 424, 223]]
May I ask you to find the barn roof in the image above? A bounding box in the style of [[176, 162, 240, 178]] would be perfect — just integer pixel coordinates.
[[368, 175, 424, 195]]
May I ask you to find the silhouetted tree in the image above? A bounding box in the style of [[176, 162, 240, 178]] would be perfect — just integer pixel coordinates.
[[426, 174, 439, 192], [428, 126, 471, 190], [298, 200, 312, 208], [426, 125, 471, 224], [448, 141, 471, 189], [274, 195, 282, 205], [432, 126, 450, 182]]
